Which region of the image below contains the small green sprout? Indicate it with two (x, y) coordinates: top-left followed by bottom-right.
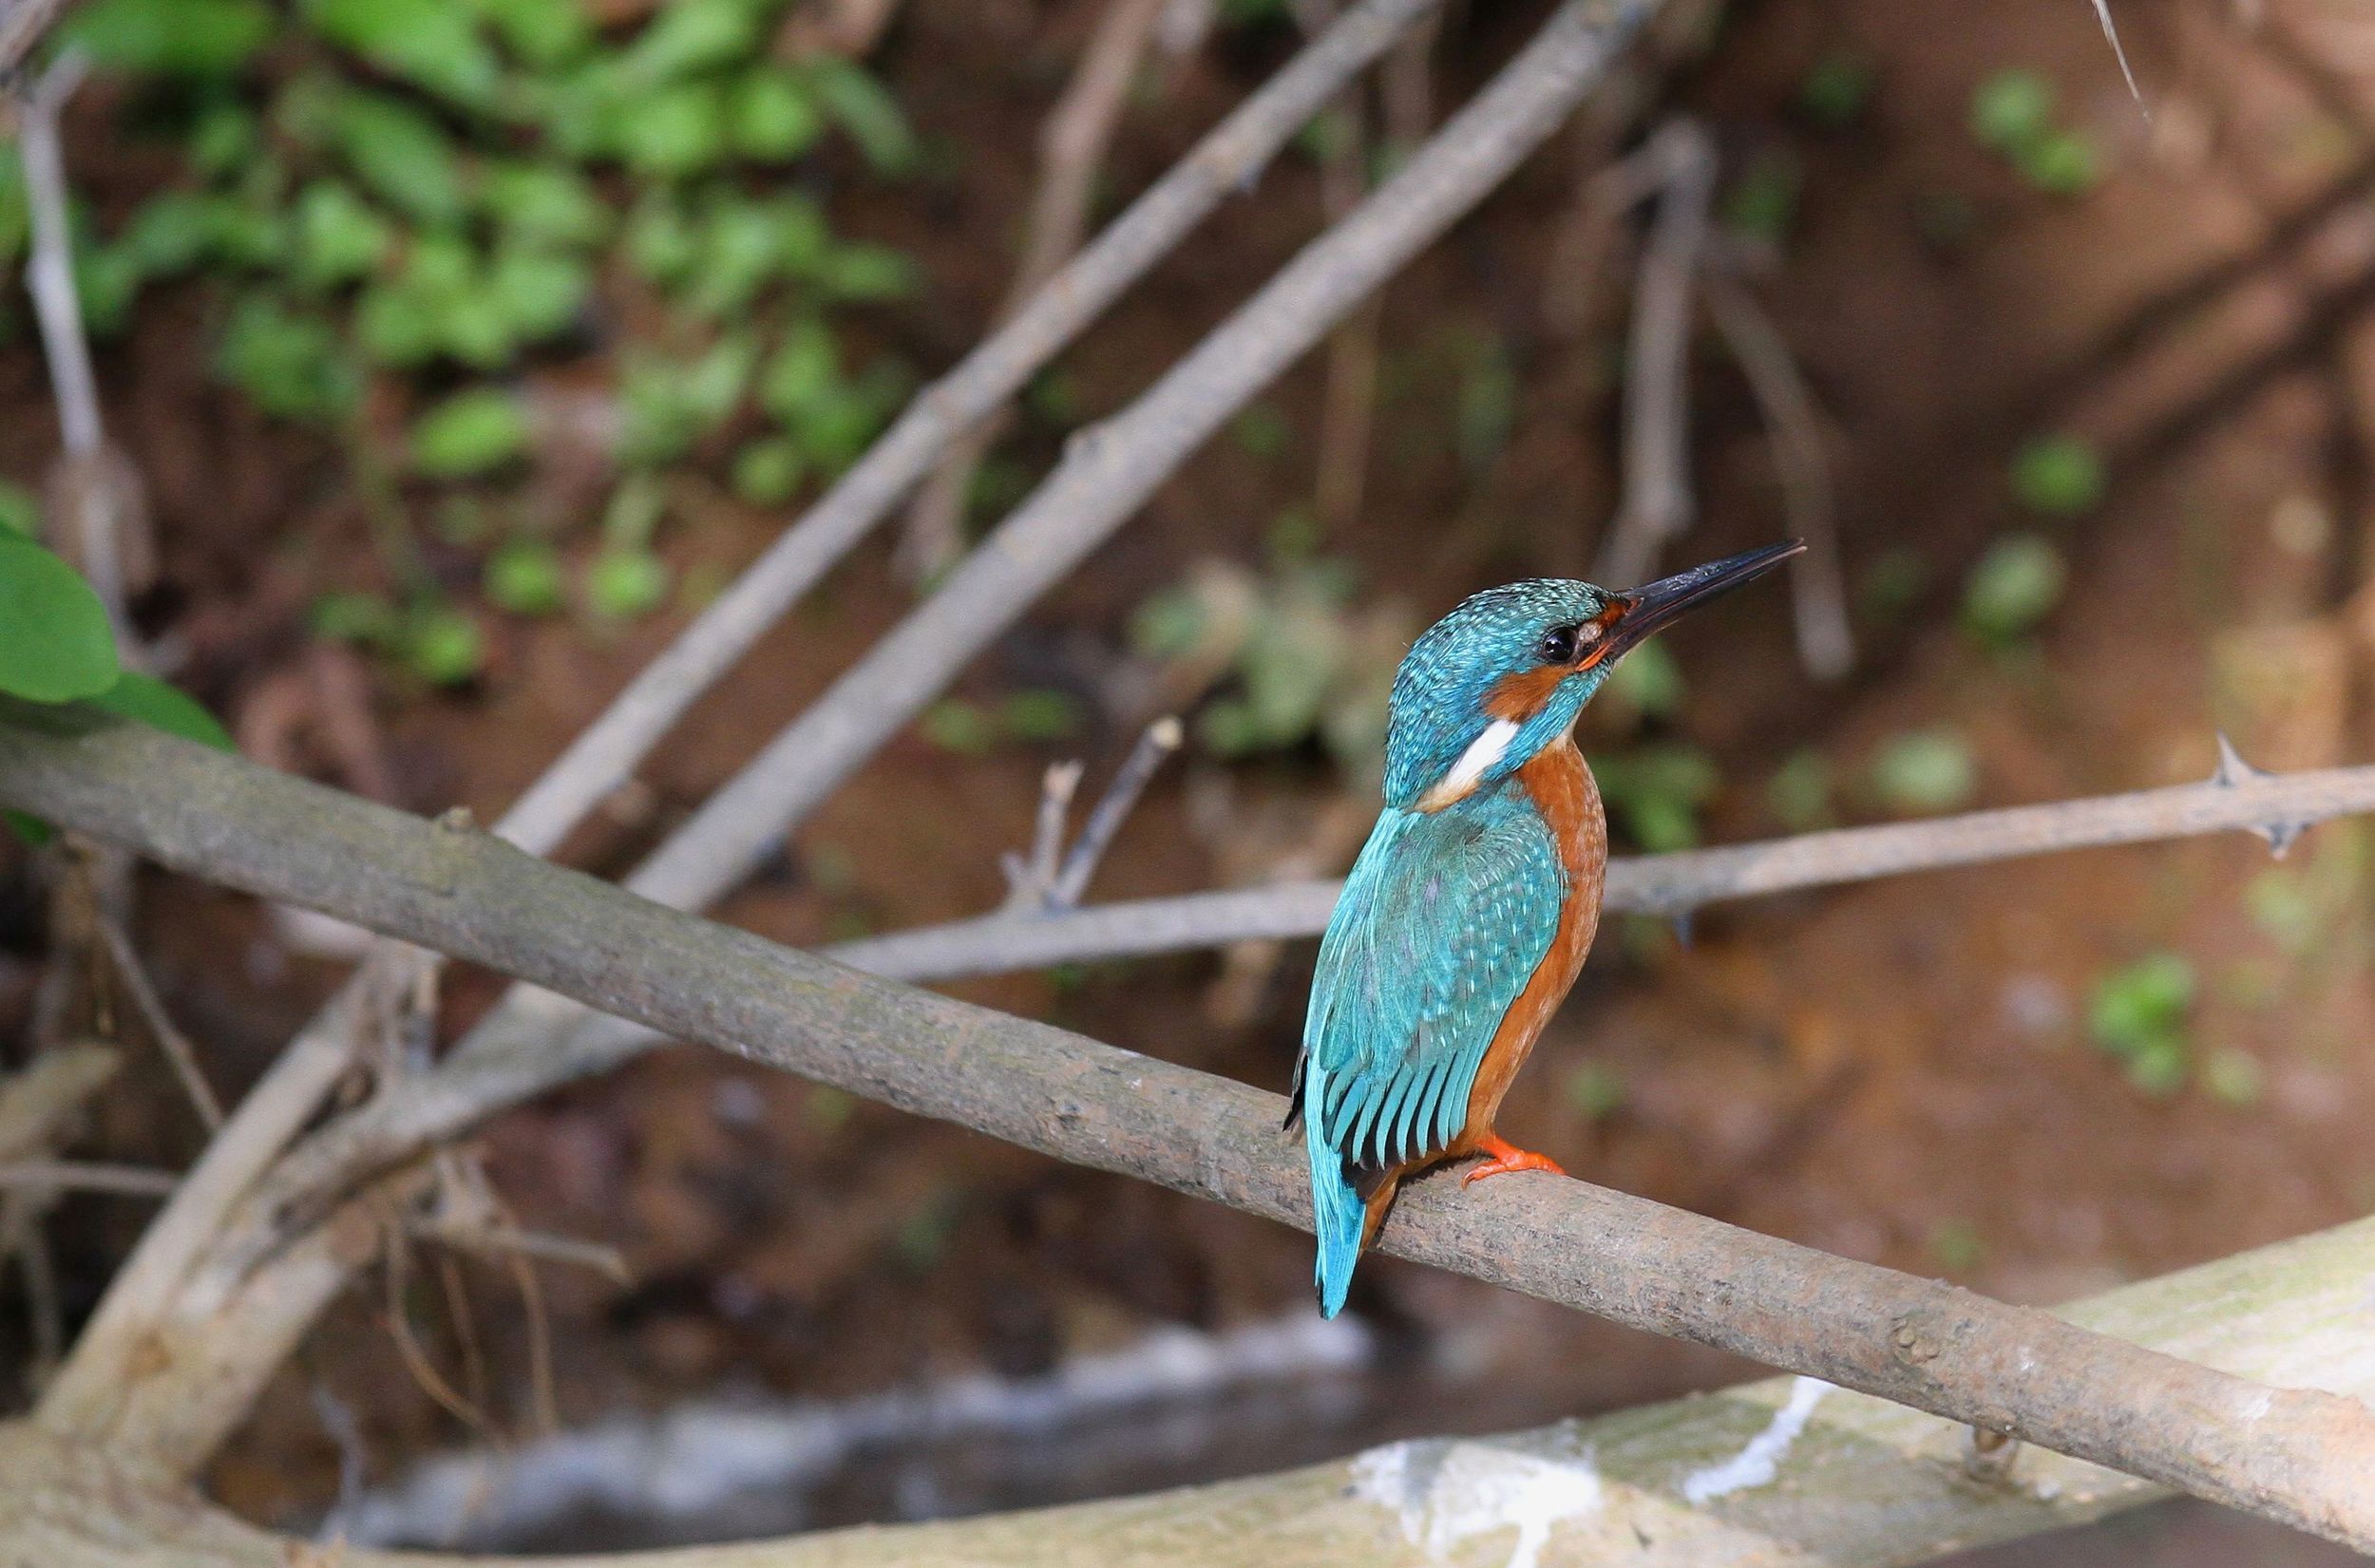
(1869, 729), (1978, 816)
(1961, 534), (2067, 642)
(2011, 435), (2106, 518)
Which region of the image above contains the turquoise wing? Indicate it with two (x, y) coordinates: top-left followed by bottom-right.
(1293, 787), (1568, 1181)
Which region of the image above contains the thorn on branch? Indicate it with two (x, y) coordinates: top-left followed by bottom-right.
(2211, 731), (2304, 857)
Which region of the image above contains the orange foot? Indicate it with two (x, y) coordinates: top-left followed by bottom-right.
(1462, 1134), (1567, 1186)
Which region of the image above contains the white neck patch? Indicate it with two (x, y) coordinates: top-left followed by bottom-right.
(1416, 718), (1519, 812)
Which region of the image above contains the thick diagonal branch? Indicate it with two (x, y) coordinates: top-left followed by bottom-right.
(4, 708), (2374, 1547)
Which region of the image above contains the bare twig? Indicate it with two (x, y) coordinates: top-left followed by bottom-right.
(7, 715), (2375, 1543)
(16, 49), (139, 637)
(896, 0), (1170, 581)
(408, 1217), (630, 1285)
(94, 921), (223, 1131)
(495, 0), (1449, 859)
(824, 743), (2375, 979)
(1703, 269), (1852, 678)
(2091, 0), (2143, 104)
(1003, 719), (1182, 911)
(0, 1160), (178, 1197)
(0, 0), (70, 78)
(1594, 118), (1715, 587)
(1002, 760), (1084, 909)
(1053, 716), (1182, 906)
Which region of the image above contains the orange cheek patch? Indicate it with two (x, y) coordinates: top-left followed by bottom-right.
(1484, 666), (1569, 723)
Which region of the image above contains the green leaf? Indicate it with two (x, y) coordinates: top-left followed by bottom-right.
(0, 163), (28, 271)
(1001, 689), (1082, 742)
(620, 0), (759, 81)
(1798, 52), (1876, 129)
(5, 810), (55, 847)
(1868, 728), (1977, 816)
(476, 0), (594, 68)
(118, 192), (239, 278)
(1765, 747), (1833, 832)
(758, 318), (840, 424)
(921, 699), (996, 756)
(1970, 69), (2056, 156)
(90, 671), (235, 750)
(292, 181), (393, 291)
(683, 197), (794, 317)
(400, 603), (485, 685)
(624, 191), (700, 285)
(1961, 533), (2066, 641)
(0, 481), (38, 538)
(620, 336), (754, 465)
(807, 59), (919, 176)
(74, 243), (142, 338)
(585, 548), (671, 619)
(65, 0), (274, 76)
(2017, 130), (2101, 197)
(731, 437), (805, 505)
(306, 0), (503, 107)
(483, 537), (564, 614)
(487, 246), (591, 341)
(218, 294), (357, 421)
(0, 534), (121, 702)
(330, 92), (469, 226)
(1721, 152), (1800, 247)
(188, 101), (262, 178)
(730, 67), (824, 161)
(1603, 639), (1683, 717)
(310, 589), (399, 643)
(480, 162), (610, 250)
(412, 387), (532, 478)
(2011, 435), (2105, 517)
(622, 82), (730, 180)
(820, 242), (918, 302)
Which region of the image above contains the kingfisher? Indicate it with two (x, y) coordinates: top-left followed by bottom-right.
(1289, 541), (1802, 1316)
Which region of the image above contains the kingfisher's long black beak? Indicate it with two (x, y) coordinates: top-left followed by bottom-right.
(1600, 539), (1805, 663)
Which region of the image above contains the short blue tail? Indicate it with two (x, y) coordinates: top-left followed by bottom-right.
(1307, 1114), (1365, 1318)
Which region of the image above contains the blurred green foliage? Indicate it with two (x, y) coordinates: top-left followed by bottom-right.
(1969, 68), (2103, 197)
(1868, 728), (1977, 816)
(2011, 435), (2106, 518)
(38, 0), (923, 679)
(1961, 533), (2067, 643)
(2087, 952), (2194, 1096)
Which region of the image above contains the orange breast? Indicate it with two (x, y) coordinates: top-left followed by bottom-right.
(1455, 739), (1607, 1143)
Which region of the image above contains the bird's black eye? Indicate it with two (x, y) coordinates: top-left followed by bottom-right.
(1538, 624), (1579, 665)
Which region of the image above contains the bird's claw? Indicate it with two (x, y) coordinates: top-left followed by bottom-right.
(1462, 1135), (1567, 1185)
